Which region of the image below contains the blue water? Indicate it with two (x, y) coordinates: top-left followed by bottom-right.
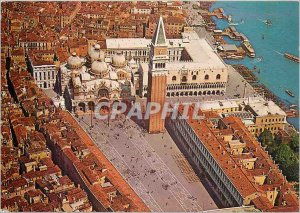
(210, 1), (299, 130)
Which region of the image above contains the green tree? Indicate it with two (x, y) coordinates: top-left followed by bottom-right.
(274, 133), (282, 146)
(286, 162), (299, 182)
(290, 134), (299, 154)
(273, 144), (297, 166)
(259, 129), (276, 153)
(273, 144), (299, 182)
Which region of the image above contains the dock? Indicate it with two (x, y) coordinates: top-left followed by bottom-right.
(213, 26), (255, 58)
(284, 53), (299, 63)
(232, 65), (299, 118)
(208, 8), (226, 19)
(221, 26), (244, 41)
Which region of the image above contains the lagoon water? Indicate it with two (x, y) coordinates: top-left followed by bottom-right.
(210, 1), (299, 129)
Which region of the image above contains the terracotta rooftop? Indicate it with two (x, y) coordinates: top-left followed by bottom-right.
(177, 105), (299, 211)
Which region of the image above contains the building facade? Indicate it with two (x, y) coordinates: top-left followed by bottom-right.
(243, 98), (287, 135)
(201, 97), (287, 136)
(27, 50), (59, 90)
(60, 47), (137, 112)
(166, 106), (298, 211)
(33, 64), (57, 89)
(167, 114), (244, 207)
(139, 29), (228, 98)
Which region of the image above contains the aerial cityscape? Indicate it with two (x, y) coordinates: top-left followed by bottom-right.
(1, 1), (299, 212)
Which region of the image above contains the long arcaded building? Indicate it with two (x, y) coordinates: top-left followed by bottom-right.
(166, 105), (299, 211)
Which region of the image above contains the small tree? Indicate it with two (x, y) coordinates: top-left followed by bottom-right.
(290, 134), (299, 154)
(286, 162), (299, 182)
(259, 129), (275, 153)
(273, 144), (297, 166)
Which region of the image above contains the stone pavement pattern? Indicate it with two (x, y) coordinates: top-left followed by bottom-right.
(76, 114), (218, 212)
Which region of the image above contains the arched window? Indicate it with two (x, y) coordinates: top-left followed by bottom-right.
(205, 74), (209, 80)
(172, 76), (176, 81)
(192, 75), (197, 80)
(216, 74), (221, 80)
(98, 88), (109, 98)
(182, 76), (187, 82)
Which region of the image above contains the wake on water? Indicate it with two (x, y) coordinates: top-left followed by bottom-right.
(250, 57), (263, 64)
(273, 50), (284, 56)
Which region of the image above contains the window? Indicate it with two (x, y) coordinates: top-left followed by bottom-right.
(205, 74), (209, 80)
(216, 74), (221, 79)
(172, 76), (176, 81)
(182, 76), (187, 82)
(192, 75), (197, 80)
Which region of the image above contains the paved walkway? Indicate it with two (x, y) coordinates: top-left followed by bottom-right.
(76, 114), (217, 212)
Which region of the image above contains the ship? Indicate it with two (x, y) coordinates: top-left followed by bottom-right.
(285, 89), (295, 97)
(241, 41), (255, 57)
(284, 53), (299, 63)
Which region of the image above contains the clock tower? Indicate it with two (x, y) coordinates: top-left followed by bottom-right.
(147, 16), (168, 133)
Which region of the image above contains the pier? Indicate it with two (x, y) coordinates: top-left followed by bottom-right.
(187, 4), (297, 118)
(221, 26), (244, 41)
(284, 53), (299, 63)
(213, 26), (255, 58)
(208, 8), (227, 19)
(232, 65), (299, 118)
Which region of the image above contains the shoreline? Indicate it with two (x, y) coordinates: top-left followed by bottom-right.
(202, 3), (299, 127)
(187, 2), (299, 132)
(232, 64), (299, 118)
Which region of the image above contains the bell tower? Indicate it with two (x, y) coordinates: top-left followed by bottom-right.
(147, 16), (168, 133)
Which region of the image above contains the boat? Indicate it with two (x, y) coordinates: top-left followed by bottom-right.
(227, 15), (239, 26)
(285, 89), (295, 97)
(252, 65), (261, 73)
(241, 41), (255, 58)
(290, 104), (297, 108)
(229, 22), (239, 26)
(258, 18), (272, 26)
(264, 19), (272, 26)
(284, 53), (299, 63)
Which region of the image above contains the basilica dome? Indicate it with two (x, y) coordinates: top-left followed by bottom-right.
(112, 51), (126, 68)
(91, 60), (108, 77)
(67, 52), (82, 69)
(88, 44), (105, 62)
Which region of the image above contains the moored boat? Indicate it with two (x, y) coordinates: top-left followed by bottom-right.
(284, 53), (299, 63)
(241, 41), (255, 57)
(285, 89), (295, 97)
